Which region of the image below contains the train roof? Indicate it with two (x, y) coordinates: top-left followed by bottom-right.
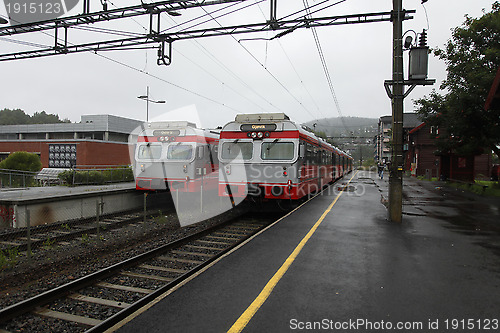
(140, 121), (219, 140)
(234, 113), (290, 122)
(148, 121), (197, 129)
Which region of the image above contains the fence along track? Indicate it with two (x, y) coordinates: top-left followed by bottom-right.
(0, 214), (271, 332)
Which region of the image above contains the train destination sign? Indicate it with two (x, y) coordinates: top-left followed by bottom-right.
(153, 130), (181, 136)
(240, 124), (277, 132)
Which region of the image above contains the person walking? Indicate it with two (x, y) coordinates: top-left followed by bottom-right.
(378, 163), (384, 179)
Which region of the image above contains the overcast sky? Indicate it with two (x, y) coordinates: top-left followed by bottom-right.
(0, 0), (496, 130)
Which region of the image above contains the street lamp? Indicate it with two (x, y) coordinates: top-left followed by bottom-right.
(137, 86), (165, 122)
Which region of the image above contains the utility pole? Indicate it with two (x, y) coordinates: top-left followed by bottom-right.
(389, 0), (404, 223)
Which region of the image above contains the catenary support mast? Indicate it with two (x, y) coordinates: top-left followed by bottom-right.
(388, 0), (404, 223)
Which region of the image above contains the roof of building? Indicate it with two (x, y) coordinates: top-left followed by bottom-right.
(403, 113), (424, 129)
(408, 122), (426, 134)
(379, 113), (423, 129)
(0, 114), (143, 135)
(485, 65), (500, 110)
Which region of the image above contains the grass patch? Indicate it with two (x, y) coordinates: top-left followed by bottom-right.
(0, 247), (19, 271)
(448, 180), (500, 197)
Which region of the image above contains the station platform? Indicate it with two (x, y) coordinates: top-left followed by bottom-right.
(0, 183), (153, 228)
(0, 182), (136, 202)
(115, 171), (500, 333)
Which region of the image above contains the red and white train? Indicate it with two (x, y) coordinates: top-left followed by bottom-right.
(134, 121), (219, 192)
(218, 113), (353, 202)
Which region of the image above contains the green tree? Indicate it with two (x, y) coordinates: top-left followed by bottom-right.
(30, 111), (66, 124)
(0, 108), (68, 125)
(0, 108), (31, 125)
(0, 152), (42, 172)
(414, 2), (500, 160)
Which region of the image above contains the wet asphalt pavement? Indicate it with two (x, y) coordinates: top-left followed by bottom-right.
(117, 171), (500, 333)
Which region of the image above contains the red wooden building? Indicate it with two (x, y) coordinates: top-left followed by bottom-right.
(406, 123), (491, 181)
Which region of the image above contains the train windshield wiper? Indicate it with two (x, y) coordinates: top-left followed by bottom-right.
(266, 139), (279, 150)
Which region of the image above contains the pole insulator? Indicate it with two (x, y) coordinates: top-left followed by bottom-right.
(419, 29), (427, 47)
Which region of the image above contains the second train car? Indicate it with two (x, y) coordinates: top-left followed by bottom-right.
(135, 121), (219, 192)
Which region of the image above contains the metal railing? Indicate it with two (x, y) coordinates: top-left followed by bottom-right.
(0, 169), (40, 189)
(0, 165), (134, 189)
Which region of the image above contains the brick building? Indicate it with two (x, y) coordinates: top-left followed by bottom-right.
(0, 114), (142, 168)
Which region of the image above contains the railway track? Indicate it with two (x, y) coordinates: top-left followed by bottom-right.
(0, 213), (278, 332)
(0, 209), (171, 254)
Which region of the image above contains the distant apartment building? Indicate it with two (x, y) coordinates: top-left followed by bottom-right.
(0, 114), (143, 168)
(375, 113), (423, 165)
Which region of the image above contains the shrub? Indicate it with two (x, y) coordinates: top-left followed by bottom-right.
(58, 167), (134, 186)
(0, 151), (41, 172)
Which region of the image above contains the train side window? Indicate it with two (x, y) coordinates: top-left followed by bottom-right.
(196, 146), (204, 159)
(299, 144), (305, 158)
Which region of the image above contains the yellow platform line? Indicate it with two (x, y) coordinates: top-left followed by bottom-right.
(227, 171), (358, 333)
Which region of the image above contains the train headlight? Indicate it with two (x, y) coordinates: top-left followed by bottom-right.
(264, 131), (270, 138)
(251, 132), (258, 139)
(225, 165), (231, 175)
(140, 164), (145, 172)
(183, 165), (188, 173)
(257, 131), (264, 139)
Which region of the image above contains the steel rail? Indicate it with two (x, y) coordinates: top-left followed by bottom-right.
(0, 214), (261, 329)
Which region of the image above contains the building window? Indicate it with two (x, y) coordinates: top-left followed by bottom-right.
(49, 144), (77, 168)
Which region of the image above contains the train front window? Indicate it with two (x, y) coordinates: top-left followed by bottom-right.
(138, 144), (162, 160)
(221, 141), (253, 160)
(167, 144), (193, 160)
(261, 142), (294, 160)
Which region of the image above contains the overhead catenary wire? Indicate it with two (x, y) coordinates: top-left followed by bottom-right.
(96, 52), (243, 113)
(0, 9), (243, 114)
(115, 0), (286, 115)
(160, 0), (266, 34)
(302, 0), (350, 136)
(280, 0), (347, 21)
(152, 0), (282, 113)
(1, 0), (357, 124)
(198, 4), (325, 122)
(253, 1), (323, 116)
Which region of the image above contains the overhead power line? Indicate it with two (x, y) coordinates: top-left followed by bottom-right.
(303, 0), (350, 135)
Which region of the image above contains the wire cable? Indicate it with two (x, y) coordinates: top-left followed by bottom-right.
(253, 1), (323, 116)
(421, 1), (430, 31)
(303, 0), (350, 135)
(147, 0), (280, 112)
(0, 13), (243, 114)
(199, 6), (321, 121)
